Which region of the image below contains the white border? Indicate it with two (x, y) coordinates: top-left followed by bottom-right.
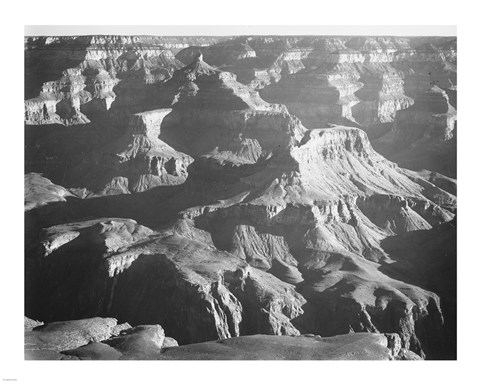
(1, 0), (478, 383)
(24, 25), (456, 36)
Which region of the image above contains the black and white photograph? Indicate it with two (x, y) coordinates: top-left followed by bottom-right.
(23, 28), (458, 361)
(1, 1), (478, 382)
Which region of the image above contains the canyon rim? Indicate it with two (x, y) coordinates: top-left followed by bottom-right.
(23, 27), (457, 361)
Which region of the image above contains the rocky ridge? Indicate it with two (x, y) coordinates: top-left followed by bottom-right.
(25, 36), (216, 126)
(176, 36), (456, 176)
(70, 108), (194, 195)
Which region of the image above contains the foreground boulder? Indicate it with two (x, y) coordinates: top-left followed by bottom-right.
(24, 317), (130, 359)
(25, 316), (418, 360)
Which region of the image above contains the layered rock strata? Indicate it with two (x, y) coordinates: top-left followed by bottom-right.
(25, 36), (186, 125)
(24, 35), (457, 360)
(154, 54), (306, 171)
(26, 217), (305, 345)
(175, 36), (456, 174)
(178, 126), (454, 357)
(71, 108), (193, 195)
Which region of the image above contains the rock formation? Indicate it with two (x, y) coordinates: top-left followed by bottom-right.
(24, 316), (172, 360)
(24, 36), (195, 126)
(25, 173), (73, 210)
(69, 108), (194, 195)
(176, 36), (456, 175)
(26, 217), (305, 344)
(154, 53), (303, 170)
(25, 316), (419, 360)
(24, 34), (457, 360)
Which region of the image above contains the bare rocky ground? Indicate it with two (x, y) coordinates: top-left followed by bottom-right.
(24, 316), (418, 360)
(24, 35), (456, 360)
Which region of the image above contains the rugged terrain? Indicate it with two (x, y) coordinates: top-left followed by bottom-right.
(25, 316), (418, 360)
(24, 35), (457, 360)
(178, 36), (457, 177)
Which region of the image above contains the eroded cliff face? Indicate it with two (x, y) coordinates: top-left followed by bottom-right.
(67, 108), (194, 195)
(24, 35), (456, 359)
(176, 126), (454, 357)
(26, 217), (305, 344)
(176, 36), (456, 176)
(24, 36), (224, 126)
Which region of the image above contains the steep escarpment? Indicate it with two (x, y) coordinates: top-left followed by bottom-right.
(26, 217), (305, 345)
(178, 37), (420, 128)
(380, 218), (457, 359)
(176, 127), (454, 357)
(257, 37), (455, 132)
(68, 108), (193, 195)
(26, 53), (308, 192)
(376, 79), (457, 177)
(176, 37), (308, 90)
(153, 54), (306, 170)
(24, 125), (454, 355)
(176, 36), (456, 174)
(25, 36), (189, 126)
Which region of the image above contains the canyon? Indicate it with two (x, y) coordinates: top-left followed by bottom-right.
(24, 34), (456, 360)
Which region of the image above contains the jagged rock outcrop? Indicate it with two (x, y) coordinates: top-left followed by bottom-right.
(69, 108), (193, 195)
(176, 38), (258, 68)
(26, 217), (306, 345)
(25, 173), (73, 211)
(24, 316), (43, 332)
(39, 218), (154, 256)
(375, 84), (457, 177)
(257, 37), (456, 134)
(409, 169), (456, 196)
(173, 125), (454, 357)
(176, 37), (308, 89)
(24, 36), (187, 126)
(25, 118), (455, 358)
(175, 36), (456, 174)
(154, 54), (306, 170)
(380, 217), (457, 359)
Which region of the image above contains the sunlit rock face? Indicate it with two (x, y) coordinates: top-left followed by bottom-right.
(25, 315), (420, 360)
(24, 36), (228, 126)
(256, 37), (455, 132)
(24, 34), (456, 360)
(175, 36), (456, 176)
(67, 108), (194, 196)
